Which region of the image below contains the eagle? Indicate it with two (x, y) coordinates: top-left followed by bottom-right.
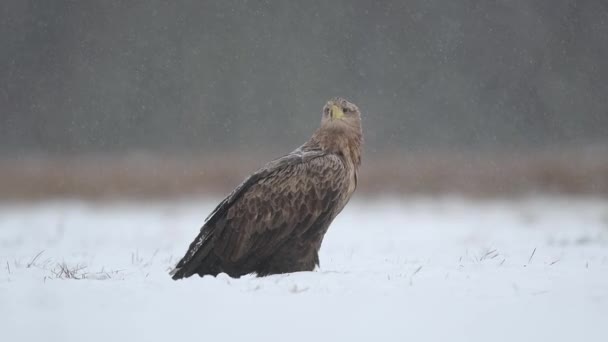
(170, 97), (363, 279)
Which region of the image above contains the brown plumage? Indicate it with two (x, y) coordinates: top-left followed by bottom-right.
(170, 97), (363, 279)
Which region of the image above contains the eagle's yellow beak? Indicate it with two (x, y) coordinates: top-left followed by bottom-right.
(330, 104), (344, 120)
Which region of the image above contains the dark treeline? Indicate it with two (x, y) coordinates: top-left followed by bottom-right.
(2, 0), (607, 155)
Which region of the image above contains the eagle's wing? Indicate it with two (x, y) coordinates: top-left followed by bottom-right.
(171, 147), (348, 278)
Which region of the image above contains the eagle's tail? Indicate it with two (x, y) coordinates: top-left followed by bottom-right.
(169, 266), (182, 279)
(170, 258), (195, 280)
(170, 228), (216, 280)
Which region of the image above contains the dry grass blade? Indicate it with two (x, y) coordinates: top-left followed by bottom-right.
(528, 247), (537, 264)
(46, 263), (127, 280)
(26, 251), (45, 268)
(408, 265), (424, 286)
(51, 262), (88, 280)
(480, 248), (499, 261)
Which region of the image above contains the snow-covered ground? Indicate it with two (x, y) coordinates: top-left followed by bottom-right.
(1, 196), (607, 341)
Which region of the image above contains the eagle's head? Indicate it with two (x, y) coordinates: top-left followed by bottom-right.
(321, 97), (362, 133)
(314, 97), (363, 165)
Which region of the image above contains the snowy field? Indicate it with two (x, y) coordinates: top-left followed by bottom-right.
(1, 196), (607, 341)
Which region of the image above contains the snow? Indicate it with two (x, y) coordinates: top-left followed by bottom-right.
(1, 196), (607, 341)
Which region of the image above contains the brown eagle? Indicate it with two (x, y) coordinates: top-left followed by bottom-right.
(170, 97), (363, 279)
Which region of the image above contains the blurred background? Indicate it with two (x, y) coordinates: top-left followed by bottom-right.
(2, 0), (608, 199)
